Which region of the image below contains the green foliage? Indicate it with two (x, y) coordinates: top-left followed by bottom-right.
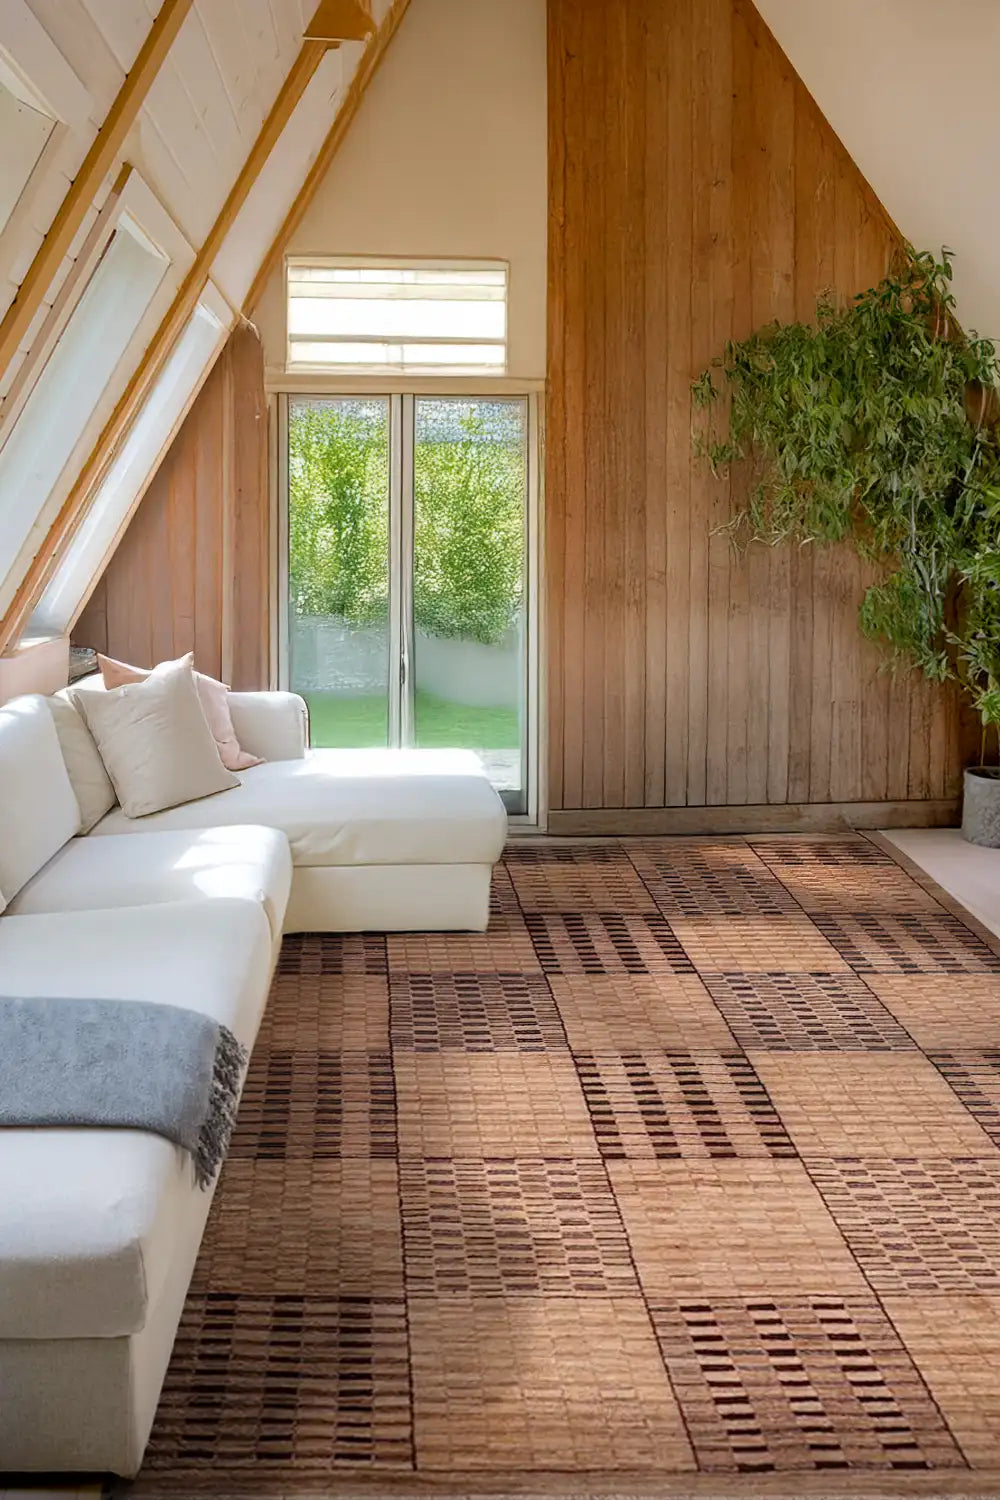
(693, 244), (1000, 730)
(288, 400), (524, 646)
(289, 401), (389, 625)
(413, 408), (524, 645)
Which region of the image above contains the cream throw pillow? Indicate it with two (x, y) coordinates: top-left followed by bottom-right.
(98, 652), (264, 771)
(47, 690), (117, 832)
(72, 656), (239, 818)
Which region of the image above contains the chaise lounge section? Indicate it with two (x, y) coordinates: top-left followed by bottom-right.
(0, 897), (277, 1475)
(69, 680), (508, 933)
(0, 683), (506, 1474)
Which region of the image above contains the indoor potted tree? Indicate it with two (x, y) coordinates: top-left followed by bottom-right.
(693, 246), (1000, 844)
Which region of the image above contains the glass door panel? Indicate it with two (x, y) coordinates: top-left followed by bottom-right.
(287, 396), (391, 747)
(411, 397), (527, 813)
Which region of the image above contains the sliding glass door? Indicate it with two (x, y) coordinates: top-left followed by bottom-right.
(284, 393), (532, 814)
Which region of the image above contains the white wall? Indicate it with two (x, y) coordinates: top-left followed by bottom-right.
(754, 0), (1000, 341)
(252, 0), (548, 380)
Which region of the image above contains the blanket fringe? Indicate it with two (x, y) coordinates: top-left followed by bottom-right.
(195, 1025), (248, 1189)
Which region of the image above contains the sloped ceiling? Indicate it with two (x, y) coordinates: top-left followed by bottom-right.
(753, 0), (1000, 340)
(0, 0), (401, 648)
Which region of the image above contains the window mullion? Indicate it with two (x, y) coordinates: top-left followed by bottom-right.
(387, 392), (405, 747)
(399, 393), (415, 747)
(277, 393), (290, 691)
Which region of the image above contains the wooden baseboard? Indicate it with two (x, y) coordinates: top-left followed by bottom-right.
(545, 800), (961, 837)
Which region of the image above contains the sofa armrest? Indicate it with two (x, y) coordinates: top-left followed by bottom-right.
(227, 691), (308, 761)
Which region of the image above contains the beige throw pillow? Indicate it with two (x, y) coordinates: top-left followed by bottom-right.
(72, 656), (239, 818)
(47, 690), (117, 832)
(98, 652), (263, 771)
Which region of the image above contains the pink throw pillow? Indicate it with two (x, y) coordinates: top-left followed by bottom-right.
(97, 652), (263, 772)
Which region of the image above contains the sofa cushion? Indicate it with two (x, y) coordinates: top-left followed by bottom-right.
(0, 695), (80, 902)
(0, 897), (273, 1340)
(72, 655), (239, 818)
(48, 689), (117, 832)
(70, 679), (309, 764)
(6, 825), (292, 939)
(228, 690), (307, 762)
(90, 747), (508, 867)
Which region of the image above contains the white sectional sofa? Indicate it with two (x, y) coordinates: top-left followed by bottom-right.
(66, 679), (508, 934)
(0, 684), (506, 1475)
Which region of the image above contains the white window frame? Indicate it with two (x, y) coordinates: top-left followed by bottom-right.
(0, 168), (193, 437)
(285, 256), (510, 379)
(276, 386), (541, 826)
(0, 169), (195, 614)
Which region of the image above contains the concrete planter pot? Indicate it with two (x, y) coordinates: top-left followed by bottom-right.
(961, 766), (1000, 846)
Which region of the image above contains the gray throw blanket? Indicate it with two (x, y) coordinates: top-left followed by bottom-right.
(0, 996), (247, 1188)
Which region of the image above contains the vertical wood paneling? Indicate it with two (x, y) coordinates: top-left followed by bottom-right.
(579, 0), (606, 808)
(557, 0), (586, 809)
(664, 0), (692, 807)
(621, 1), (646, 809)
(600, 0), (626, 808)
(756, 30), (794, 806)
(724, 2), (753, 808)
(73, 324), (268, 686)
(546, 0), (969, 821)
(700, 0), (734, 809)
(545, 0), (567, 811)
(230, 322), (270, 690)
(641, 0), (667, 808)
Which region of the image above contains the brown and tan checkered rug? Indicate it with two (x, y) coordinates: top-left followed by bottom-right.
(128, 834), (1000, 1497)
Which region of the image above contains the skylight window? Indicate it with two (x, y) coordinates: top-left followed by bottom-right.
(33, 290), (230, 633)
(0, 217), (168, 581)
(286, 259), (508, 375)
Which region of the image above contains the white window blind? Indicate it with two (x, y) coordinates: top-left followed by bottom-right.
(287, 260), (508, 375)
(0, 216), (167, 579)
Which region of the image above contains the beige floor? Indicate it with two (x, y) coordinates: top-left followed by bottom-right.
(883, 827), (1000, 938)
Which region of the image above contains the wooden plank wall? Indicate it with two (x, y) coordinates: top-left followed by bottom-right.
(74, 322), (269, 689)
(546, 0), (970, 833)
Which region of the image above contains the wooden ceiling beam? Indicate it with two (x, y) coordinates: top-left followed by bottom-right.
(0, 0), (194, 388)
(244, 0), (411, 315)
(306, 0), (375, 42)
(0, 20), (340, 654)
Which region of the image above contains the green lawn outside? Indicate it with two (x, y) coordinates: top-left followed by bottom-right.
(304, 690), (519, 751)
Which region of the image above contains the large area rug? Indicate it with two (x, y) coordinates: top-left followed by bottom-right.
(127, 834), (1000, 1498)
